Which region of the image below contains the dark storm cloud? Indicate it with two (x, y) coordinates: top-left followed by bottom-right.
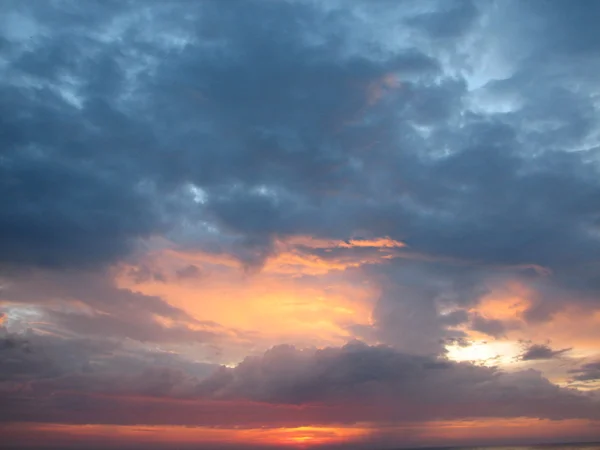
(1, 0), (598, 277)
(0, 0), (599, 362)
(525, 0), (600, 56)
(406, 0), (478, 39)
(0, 0), (441, 270)
(0, 60), (159, 269)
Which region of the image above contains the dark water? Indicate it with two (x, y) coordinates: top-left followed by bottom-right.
(453, 445), (600, 450)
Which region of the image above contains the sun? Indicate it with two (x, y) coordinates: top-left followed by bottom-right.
(446, 340), (521, 366)
(268, 426), (369, 447)
(287, 435), (316, 447)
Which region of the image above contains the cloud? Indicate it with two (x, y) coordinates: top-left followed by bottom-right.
(0, 1), (600, 444)
(569, 361), (600, 382)
(197, 341), (600, 422)
(0, 327), (217, 394)
(440, 309), (469, 327)
(0, 0), (441, 271)
(175, 265), (202, 280)
(0, 0), (599, 321)
(351, 258), (500, 355)
(469, 313), (511, 339)
(2, 337), (599, 428)
(0, 269), (230, 345)
(519, 343), (572, 361)
(128, 265), (168, 284)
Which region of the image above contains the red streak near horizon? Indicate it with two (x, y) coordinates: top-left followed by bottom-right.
(2, 418), (600, 449)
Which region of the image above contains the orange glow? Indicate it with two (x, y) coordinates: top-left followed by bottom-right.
(154, 236), (405, 276)
(0, 423), (370, 448)
(519, 306), (600, 352)
(268, 426), (369, 447)
(263, 251), (364, 275)
(3, 418), (600, 449)
(117, 272), (376, 347)
(283, 235), (404, 250)
(405, 417), (600, 445)
(465, 280), (600, 353)
(338, 238), (404, 249)
(114, 242), (380, 349)
(262, 236), (406, 275)
(475, 281), (532, 321)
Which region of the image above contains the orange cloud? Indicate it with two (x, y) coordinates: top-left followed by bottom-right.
(151, 236), (405, 277)
(118, 273), (375, 350)
(284, 236), (404, 250)
(337, 237), (405, 249)
(468, 280), (600, 353)
(111, 236), (406, 352)
(522, 307), (600, 353)
(115, 247), (378, 353)
(474, 281), (532, 322)
(262, 236), (406, 275)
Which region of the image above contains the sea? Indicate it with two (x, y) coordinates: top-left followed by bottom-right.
(442, 445), (600, 450)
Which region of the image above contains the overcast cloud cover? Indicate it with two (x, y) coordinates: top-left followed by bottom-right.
(1, 0), (600, 448)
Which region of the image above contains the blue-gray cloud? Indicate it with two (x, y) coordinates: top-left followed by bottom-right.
(0, 0), (599, 384)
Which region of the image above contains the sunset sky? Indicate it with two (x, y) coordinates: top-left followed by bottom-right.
(1, 0), (600, 448)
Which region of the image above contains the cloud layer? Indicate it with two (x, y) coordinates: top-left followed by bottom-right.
(1, 0), (600, 447)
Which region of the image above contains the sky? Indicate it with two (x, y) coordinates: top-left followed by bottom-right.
(1, 0), (600, 448)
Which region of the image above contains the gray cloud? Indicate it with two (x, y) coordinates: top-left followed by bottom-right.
(469, 313), (511, 339)
(175, 264), (202, 280)
(127, 264), (167, 284)
(196, 341), (600, 422)
(0, 269), (228, 344)
(0, 327), (217, 395)
(519, 343), (572, 361)
(2, 337), (599, 427)
(350, 259), (504, 355)
(569, 361), (600, 382)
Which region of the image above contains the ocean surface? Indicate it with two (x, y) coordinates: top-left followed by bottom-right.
(446, 445), (600, 450)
